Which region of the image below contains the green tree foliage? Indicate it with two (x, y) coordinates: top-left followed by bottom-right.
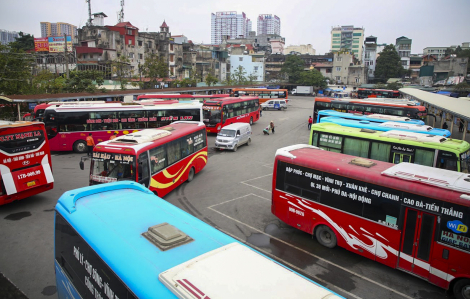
(0, 44), (35, 95)
(112, 55), (132, 90)
(64, 70), (104, 93)
(453, 82), (470, 91)
(375, 44), (404, 82)
(386, 82), (404, 90)
(32, 70), (65, 94)
(10, 32), (35, 52)
(222, 74), (235, 86)
(298, 69), (327, 88)
(281, 55), (305, 83)
(143, 53), (168, 85)
(205, 72), (218, 86)
(232, 66), (247, 85)
(247, 73), (258, 84)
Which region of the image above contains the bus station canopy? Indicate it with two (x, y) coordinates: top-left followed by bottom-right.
(400, 88), (470, 123)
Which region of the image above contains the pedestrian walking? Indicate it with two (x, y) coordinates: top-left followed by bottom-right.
(459, 121), (464, 132)
(270, 121), (275, 134)
(109, 132), (118, 140)
(308, 116), (313, 130)
(259, 107), (262, 117)
(86, 133), (95, 157)
(442, 122), (448, 130)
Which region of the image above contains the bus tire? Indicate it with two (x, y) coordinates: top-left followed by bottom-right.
(315, 225), (337, 248)
(187, 167), (195, 182)
(453, 278), (470, 299)
(73, 140), (87, 153)
(250, 117), (253, 125)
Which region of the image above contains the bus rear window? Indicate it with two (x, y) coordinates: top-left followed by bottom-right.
(0, 129), (45, 154)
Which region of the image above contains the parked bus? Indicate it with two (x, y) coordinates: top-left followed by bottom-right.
(43, 101), (202, 153)
(0, 121), (54, 205)
(313, 97), (427, 123)
(85, 121), (207, 197)
(309, 122), (470, 172)
(136, 94), (230, 103)
(357, 88), (400, 98)
(232, 88), (288, 103)
(271, 144), (470, 297)
(317, 110), (425, 125)
(54, 181), (344, 299)
(203, 96), (260, 133)
(319, 116), (451, 137)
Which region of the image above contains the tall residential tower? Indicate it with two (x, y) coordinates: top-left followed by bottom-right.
(257, 14), (280, 36)
(40, 22), (78, 38)
(330, 25), (364, 61)
(211, 11), (249, 45)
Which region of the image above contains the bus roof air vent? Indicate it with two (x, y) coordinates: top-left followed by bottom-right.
(380, 130), (447, 143)
(142, 222), (193, 251)
(360, 128), (376, 133)
(349, 158), (376, 168)
(112, 129), (171, 144)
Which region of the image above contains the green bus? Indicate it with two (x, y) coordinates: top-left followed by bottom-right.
(309, 123), (470, 172)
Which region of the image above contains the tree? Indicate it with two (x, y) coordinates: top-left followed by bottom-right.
(64, 70), (104, 93)
(247, 73), (258, 84)
(232, 66), (247, 85)
(375, 44), (404, 82)
(373, 83), (386, 89)
(453, 82), (470, 92)
(297, 69), (327, 88)
(281, 55), (304, 83)
(386, 82), (403, 90)
(222, 73), (235, 86)
(112, 55), (132, 90)
(0, 44), (35, 95)
(205, 72), (218, 86)
(143, 53), (168, 87)
(10, 32), (35, 52)
(32, 70), (66, 94)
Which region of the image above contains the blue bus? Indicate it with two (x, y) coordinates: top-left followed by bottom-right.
(317, 110), (424, 125)
(319, 116), (451, 137)
(54, 182), (344, 299)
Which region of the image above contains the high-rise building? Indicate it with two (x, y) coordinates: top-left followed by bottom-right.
(40, 22), (78, 38)
(0, 29), (20, 45)
(257, 14), (280, 36)
(395, 36), (412, 70)
(211, 11), (248, 45)
(246, 19), (252, 37)
(330, 25), (364, 61)
(364, 36), (378, 79)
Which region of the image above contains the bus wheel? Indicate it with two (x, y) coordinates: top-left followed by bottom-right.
(453, 278), (470, 299)
(73, 140), (87, 153)
(250, 117), (253, 125)
(187, 167), (195, 182)
(315, 225), (337, 248)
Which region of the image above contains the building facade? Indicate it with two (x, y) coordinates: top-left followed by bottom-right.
(230, 54), (264, 82)
(257, 14), (280, 36)
(395, 36), (412, 70)
(0, 29), (19, 45)
(270, 37), (285, 54)
(211, 11), (249, 45)
(330, 25), (364, 60)
(284, 44), (316, 55)
(41, 22), (78, 39)
(363, 36), (377, 80)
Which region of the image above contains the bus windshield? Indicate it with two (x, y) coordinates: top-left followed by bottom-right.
(90, 153), (136, 183)
(203, 107), (221, 124)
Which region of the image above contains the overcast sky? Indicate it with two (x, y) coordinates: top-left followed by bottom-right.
(1, 0), (469, 55)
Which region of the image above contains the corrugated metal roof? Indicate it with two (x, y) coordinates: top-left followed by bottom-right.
(400, 88), (470, 121)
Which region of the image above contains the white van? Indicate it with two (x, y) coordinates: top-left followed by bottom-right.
(215, 123), (252, 152)
(261, 100), (287, 110)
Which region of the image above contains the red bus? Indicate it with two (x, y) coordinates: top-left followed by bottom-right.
(43, 101), (202, 153)
(272, 144), (470, 297)
(84, 121), (207, 197)
(231, 88), (288, 103)
(135, 94), (230, 103)
(202, 96), (260, 133)
(313, 97), (427, 123)
(0, 121), (54, 205)
(357, 88), (400, 99)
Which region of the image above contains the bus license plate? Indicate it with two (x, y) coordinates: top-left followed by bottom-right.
(206, 129), (210, 132)
(27, 181), (36, 187)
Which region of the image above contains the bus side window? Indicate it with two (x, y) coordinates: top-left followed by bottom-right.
(138, 153), (149, 181)
(149, 146), (167, 174)
(436, 151), (458, 171)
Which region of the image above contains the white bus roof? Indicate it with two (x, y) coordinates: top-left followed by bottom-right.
(382, 162), (470, 195)
(378, 122), (432, 132)
(159, 242), (341, 299)
(365, 114), (413, 122)
(379, 130), (446, 143)
(47, 102), (202, 112)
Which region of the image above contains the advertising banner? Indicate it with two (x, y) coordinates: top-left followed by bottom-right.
(34, 38), (49, 52)
(48, 36), (72, 53)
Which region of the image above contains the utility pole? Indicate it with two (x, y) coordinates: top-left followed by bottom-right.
(64, 33), (69, 79)
(86, 0), (92, 26)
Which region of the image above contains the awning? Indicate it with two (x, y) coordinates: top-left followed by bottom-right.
(0, 96), (13, 103)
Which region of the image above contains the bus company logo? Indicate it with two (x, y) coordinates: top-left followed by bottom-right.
(447, 220), (468, 234)
(22, 160), (30, 166)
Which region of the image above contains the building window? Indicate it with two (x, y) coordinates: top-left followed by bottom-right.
(138, 40), (143, 46)
(332, 45), (340, 49)
(129, 52), (134, 58)
(336, 57), (342, 62)
(333, 34), (341, 37)
(239, 57), (243, 61)
(170, 44), (174, 51)
(326, 68), (332, 73)
(128, 39), (132, 45)
(127, 29), (132, 35)
(336, 67), (341, 71)
(353, 40), (359, 43)
(370, 61), (373, 66)
(83, 54), (87, 59)
(254, 66), (258, 71)
(139, 54), (143, 60)
(352, 45), (359, 48)
(333, 41), (341, 44)
(353, 33), (362, 36)
(90, 54), (93, 59)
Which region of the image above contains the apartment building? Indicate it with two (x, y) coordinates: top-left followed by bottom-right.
(211, 11), (250, 45)
(0, 29), (20, 45)
(257, 14), (280, 36)
(40, 22), (78, 38)
(396, 36), (412, 70)
(330, 25), (365, 60)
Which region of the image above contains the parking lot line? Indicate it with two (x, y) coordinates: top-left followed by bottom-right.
(209, 194), (414, 299)
(240, 173), (272, 193)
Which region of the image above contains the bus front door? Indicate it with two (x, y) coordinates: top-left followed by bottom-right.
(138, 153), (150, 188)
(392, 153), (412, 164)
(398, 208), (437, 279)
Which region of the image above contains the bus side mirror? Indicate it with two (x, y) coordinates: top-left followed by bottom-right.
(79, 161), (84, 170)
